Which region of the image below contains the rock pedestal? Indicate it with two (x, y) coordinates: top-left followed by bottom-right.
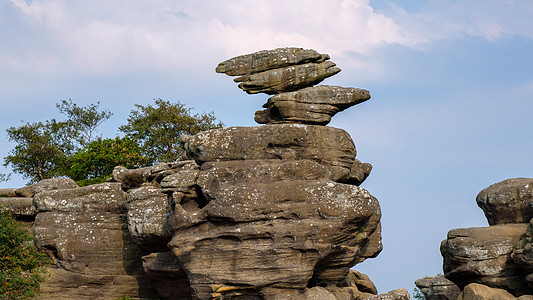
(438, 177), (533, 298)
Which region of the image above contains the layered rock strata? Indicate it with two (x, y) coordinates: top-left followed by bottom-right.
(217, 47), (369, 125)
(438, 177), (533, 298)
(414, 274), (461, 300)
(0, 47), (391, 300)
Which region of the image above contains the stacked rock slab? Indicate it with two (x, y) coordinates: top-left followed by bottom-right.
(147, 47), (383, 299)
(440, 177), (533, 298)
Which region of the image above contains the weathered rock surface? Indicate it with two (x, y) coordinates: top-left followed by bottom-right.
(142, 251), (192, 299)
(15, 177), (78, 198)
(512, 218), (533, 287)
(457, 283), (516, 300)
(476, 177), (533, 225)
(255, 85), (371, 125)
(441, 223), (529, 295)
(125, 185), (171, 251)
(0, 188), (16, 197)
(0, 197), (36, 217)
(234, 61), (341, 94)
(180, 125), (358, 182)
(216, 47), (329, 76)
(414, 274), (461, 300)
(363, 289), (410, 299)
(32, 182), (158, 299)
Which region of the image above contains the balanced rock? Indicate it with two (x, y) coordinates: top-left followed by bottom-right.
(255, 85), (371, 125)
(414, 274), (461, 300)
(234, 60), (341, 94)
(476, 177), (533, 225)
(216, 47), (329, 76)
(441, 223), (529, 295)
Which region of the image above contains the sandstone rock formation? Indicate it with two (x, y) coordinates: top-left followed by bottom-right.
(217, 47), (369, 126)
(0, 48), (399, 300)
(436, 177), (533, 298)
(414, 274), (461, 300)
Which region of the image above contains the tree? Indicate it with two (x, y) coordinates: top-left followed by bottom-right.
(56, 99), (112, 145)
(3, 101), (112, 183)
(119, 98), (223, 163)
(68, 137), (150, 186)
(3, 120), (75, 183)
(0, 208), (50, 299)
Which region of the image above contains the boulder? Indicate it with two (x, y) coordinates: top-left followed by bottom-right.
(234, 61), (341, 94)
(216, 47), (329, 76)
(255, 85), (370, 125)
(15, 178), (78, 198)
(414, 274), (461, 300)
(441, 223), (529, 295)
(476, 177), (533, 225)
(0, 188), (16, 197)
(457, 283), (516, 300)
(180, 125), (357, 181)
(0, 197), (36, 217)
(363, 289), (410, 300)
(125, 185), (171, 251)
(33, 182), (125, 213)
(512, 218), (533, 277)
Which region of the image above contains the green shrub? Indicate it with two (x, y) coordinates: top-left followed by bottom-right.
(0, 207), (50, 299)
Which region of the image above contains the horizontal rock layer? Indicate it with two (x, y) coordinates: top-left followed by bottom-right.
(255, 85), (371, 125)
(216, 47), (329, 76)
(180, 124), (359, 182)
(234, 61), (341, 94)
(441, 223), (529, 296)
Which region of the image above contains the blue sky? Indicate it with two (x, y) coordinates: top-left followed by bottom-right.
(1, 0), (532, 294)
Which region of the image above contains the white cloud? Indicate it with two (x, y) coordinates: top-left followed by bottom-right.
(2, 0), (420, 77)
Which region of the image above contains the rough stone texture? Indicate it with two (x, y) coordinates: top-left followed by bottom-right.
(15, 178), (78, 198)
(34, 182), (125, 212)
(255, 85), (371, 125)
(457, 283), (516, 300)
(363, 289), (410, 300)
(180, 125), (357, 182)
(476, 177), (533, 225)
(142, 251), (192, 299)
(414, 274), (461, 300)
(234, 61), (341, 94)
(346, 270), (378, 295)
(0, 188), (16, 197)
(0, 197), (36, 217)
(125, 185), (171, 251)
(441, 223), (529, 295)
(32, 182), (158, 299)
(216, 47), (329, 76)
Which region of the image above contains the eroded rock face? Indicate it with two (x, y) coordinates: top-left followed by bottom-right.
(216, 47), (329, 76)
(255, 85), (371, 125)
(414, 274), (461, 300)
(457, 283), (516, 300)
(180, 125), (361, 182)
(15, 178), (79, 198)
(32, 182), (158, 299)
(441, 223), (529, 295)
(476, 177), (533, 225)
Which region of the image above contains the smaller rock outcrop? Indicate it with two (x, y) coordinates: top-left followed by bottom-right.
(476, 178), (533, 225)
(414, 274), (461, 300)
(457, 283), (516, 300)
(439, 177), (533, 298)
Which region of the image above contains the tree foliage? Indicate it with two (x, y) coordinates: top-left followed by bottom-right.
(119, 98), (223, 163)
(68, 137), (149, 186)
(3, 120), (74, 183)
(3, 98), (223, 184)
(56, 99), (112, 145)
(0, 208), (50, 299)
